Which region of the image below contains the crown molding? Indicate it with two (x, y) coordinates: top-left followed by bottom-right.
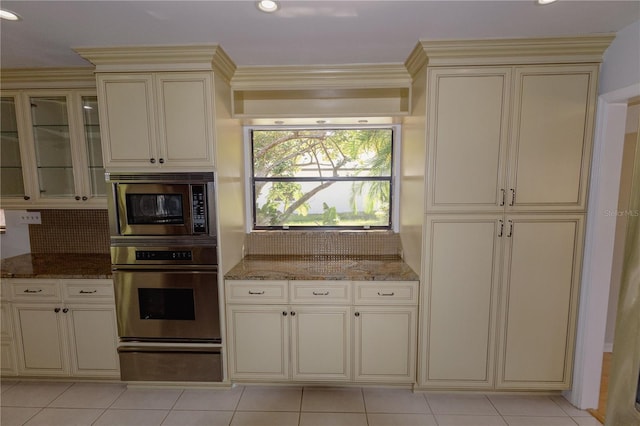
(405, 34), (615, 76)
(231, 63), (411, 90)
(73, 44), (236, 82)
(0, 68), (96, 89)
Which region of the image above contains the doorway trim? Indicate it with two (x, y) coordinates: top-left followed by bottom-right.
(567, 82), (640, 409)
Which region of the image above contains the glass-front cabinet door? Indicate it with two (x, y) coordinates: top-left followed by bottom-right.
(0, 95), (28, 201)
(0, 89), (106, 208)
(81, 95), (106, 198)
(29, 95), (76, 199)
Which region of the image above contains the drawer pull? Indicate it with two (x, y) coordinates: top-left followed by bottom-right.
(79, 289), (97, 294)
(377, 291), (395, 296)
(312, 291), (330, 296)
(248, 290), (265, 295)
(23, 289), (43, 293)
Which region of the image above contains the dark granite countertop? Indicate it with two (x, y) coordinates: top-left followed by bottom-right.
(224, 255), (419, 281)
(0, 253), (112, 279)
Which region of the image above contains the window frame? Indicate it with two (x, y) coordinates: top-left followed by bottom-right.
(244, 124), (401, 232)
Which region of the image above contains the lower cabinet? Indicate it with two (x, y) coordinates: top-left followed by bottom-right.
(1, 301), (18, 375)
(420, 214), (584, 390)
(6, 279), (119, 378)
(225, 279), (418, 384)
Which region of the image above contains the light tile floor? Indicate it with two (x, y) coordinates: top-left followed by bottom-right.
(0, 380), (601, 426)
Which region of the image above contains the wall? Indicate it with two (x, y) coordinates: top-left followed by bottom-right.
(599, 20), (640, 95)
(0, 210), (31, 259)
(399, 64), (428, 274)
(568, 18), (640, 409)
(605, 103), (640, 350)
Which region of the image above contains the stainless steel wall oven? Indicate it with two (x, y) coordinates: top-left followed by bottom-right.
(107, 172), (222, 382)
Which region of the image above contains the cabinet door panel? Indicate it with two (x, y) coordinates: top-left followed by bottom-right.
(422, 216), (501, 388)
(67, 306), (119, 376)
(13, 304), (67, 375)
(156, 73), (213, 166)
(98, 75), (156, 167)
(354, 306), (416, 383)
(227, 305), (289, 380)
(497, 215), (583, 389)
(291, 306), (350, 381)
(427, 68), (510, 212)
(509, 67), (595, 210)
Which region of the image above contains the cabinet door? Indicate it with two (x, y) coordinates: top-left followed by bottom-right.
(290, 306), (350, 381)
(497, 214), (584, 389)
(1, 302), (17, 375)
(12, 303), (68, 376)
(508, 66), (597, 211)
(420, 215), (502, 388)
(227, 305), (289, 380)
(155, 73), (214, 167)
(66, 305), (119, 377)
(0, 94), (31, 202)
(97, 74), (157, 168)
(426, 68), (511, 212)
(354, 306), (417, 383)
(77, 94), (107, 201)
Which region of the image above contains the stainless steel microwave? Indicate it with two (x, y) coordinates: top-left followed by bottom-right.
(106, 172), (215, 237)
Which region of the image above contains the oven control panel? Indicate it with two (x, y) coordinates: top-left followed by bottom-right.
(135, 250), (193, 261)
(191, 185), (207, 234)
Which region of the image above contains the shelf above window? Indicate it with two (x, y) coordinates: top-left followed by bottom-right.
(231, 64), (412, 119)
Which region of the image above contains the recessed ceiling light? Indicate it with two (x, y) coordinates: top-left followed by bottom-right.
(257, 0), (279, 13)
(537, 0), (558, 4)
(0, 9), (22, 21)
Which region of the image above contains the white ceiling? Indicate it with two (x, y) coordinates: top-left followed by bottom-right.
(1, 0), (639, 69)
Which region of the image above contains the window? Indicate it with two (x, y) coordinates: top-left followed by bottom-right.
(249, 127), (395, 230)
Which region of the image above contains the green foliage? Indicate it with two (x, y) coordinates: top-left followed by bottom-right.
(252, 128), (392, 227)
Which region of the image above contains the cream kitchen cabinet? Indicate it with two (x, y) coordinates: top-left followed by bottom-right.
(0, 90), (105, 209)
(225, 279), (418, 384)
(353, 281), (418, 383)
(425, 65), (597, 213)
(96, 72), (215, 170)
(420, 214), (583, 390)
(1, 300), (18, 376)
(9, 279), (119, 378)
(226, 280), (350, 382)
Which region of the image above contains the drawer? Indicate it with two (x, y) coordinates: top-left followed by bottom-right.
(290, 280), (351, 304)
(62, 280), (114, 302)
(10, 280), (61, 302)
(354, 281), (419, 305)
(226, 280), (288, 304)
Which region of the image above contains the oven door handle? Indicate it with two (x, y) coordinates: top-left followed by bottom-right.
(117, 345), (221, 354)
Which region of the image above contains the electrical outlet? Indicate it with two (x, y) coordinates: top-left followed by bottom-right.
(19, 212), (41, 224)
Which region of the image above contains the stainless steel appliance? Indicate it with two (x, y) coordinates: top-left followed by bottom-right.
(107, 172), (222, 382)
(106, 172), (216, 238)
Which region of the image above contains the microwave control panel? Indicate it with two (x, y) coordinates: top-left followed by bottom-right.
(191, 184), (207, 234)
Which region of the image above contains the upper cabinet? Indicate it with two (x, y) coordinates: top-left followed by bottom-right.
(406, 36), (612, 214)
(424, 64), (597, 213)
(75, 44), (236, 172)
(0, 69), (107, 208)
(97, 72), (215, 169)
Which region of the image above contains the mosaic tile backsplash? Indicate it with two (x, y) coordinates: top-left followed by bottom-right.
(28, 209), (109, 254)
(245, 231), (402, 256)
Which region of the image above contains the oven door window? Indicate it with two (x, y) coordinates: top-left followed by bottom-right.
(126, 193), (184, 225)
(138, 288), (195, 320)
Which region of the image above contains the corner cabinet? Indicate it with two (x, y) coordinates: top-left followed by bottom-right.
(0, 87), (106, 208)
(96, 72), (215, 170)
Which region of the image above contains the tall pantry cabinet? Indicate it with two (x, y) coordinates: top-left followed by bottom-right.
(405, 36), (614, 391)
